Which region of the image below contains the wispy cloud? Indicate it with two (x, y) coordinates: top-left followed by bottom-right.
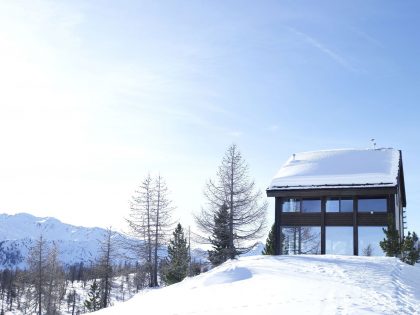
(349, 26), (384, 48)
(288, 27), (358, 72)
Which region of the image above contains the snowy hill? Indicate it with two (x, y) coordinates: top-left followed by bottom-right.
(95, 255), (420, 315)
(0, 213), (129, 268)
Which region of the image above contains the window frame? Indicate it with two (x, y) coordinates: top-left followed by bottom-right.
(326, 197), (354, 213)
(282, 198), (321, 213)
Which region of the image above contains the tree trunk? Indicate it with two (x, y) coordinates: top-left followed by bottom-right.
(38, 237), (43, 315)
(229, 151), (235, 259)
(147, 187), (153, 287)
(153, 177), (161, 287)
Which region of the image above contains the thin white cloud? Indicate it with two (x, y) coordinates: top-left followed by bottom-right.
(288, 27), (358, 72)
(349, 26), (384, 48)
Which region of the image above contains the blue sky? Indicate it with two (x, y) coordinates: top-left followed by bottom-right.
(0, 1), (419, 235)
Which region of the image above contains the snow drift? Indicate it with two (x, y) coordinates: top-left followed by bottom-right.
(96, 255), (420, 315)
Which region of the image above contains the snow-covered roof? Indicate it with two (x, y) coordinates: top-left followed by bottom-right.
(268, 148), (401, 190)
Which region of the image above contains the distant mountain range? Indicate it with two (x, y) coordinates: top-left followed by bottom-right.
(0, 213), (264, 270)
(0, 213), (134, 269)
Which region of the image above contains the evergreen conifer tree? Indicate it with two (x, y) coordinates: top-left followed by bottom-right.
(208, 204), (231, 266)
(262, 224), (275, 255)
(162, 223), (190, 285)
(401, 232), (420, 265)
(380, 215), (419, 266)
(84, 280), (101, 312)
(380, 216), (401, 257)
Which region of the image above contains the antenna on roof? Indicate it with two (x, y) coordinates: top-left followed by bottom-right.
(370, 139), (376, 149)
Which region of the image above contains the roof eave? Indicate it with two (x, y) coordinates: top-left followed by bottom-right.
(266, 185), (398, 198)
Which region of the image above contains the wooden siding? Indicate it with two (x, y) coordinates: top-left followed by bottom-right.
(325, 213), (353, 226)
(357, 213), (388, 226)
(280, 213), (321, 226)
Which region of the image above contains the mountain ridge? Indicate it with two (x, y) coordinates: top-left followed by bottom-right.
(0, 212), (128, 269)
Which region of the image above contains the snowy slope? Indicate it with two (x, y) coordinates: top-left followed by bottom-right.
(0, 213), (130, 268)
(95, 255), (420, 315)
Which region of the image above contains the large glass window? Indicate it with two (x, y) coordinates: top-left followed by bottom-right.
(341, 199), (353, 212)
(326, 198), (339, 212)
(326, 227), (353, 255)
(326, 198), (353, 213)
(282, 199), (321, 213)
(358, 197), (387, 213)
(282, 226), (321, 254)
(358, 227), (386, 256)
(282, 199), (300, 212)
(302, 199), (321, 213)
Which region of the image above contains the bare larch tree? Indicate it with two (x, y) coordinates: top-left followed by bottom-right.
(127, 174), (173, 287)
(195, 144), (267, 258)
(26, 235), (48, 315)
(97, 227), (117, 309)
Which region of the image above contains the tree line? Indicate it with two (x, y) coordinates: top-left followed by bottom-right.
(0, 144), (268, 314)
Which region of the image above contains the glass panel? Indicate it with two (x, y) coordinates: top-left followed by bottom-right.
(326, 198), (339, 212)
(340, 199), (353, 212)
(302, 199), (321, 213)
(358, 198), (387, 212)
(282, 226), (321, 254)
(358, 227), (386, 256)
(282, 199), (300, 212)
(326, 227), (353, 255)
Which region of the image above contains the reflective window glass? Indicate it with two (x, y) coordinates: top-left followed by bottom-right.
(326, 199), (339, 212)
(326, 198), (353, 212)
(282, 226), (321, 254)
(282, 199), (300, 212)
(326, 227), (353, 255)
(302, 199), (321, 212)
(340, 199), (353, 212)
(358, 227), (386, 256)
(358, 198), (387, 212)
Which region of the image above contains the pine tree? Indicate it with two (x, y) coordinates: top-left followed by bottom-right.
(84, 280), (101, 312)
(195, 144), (267, 258)
(380, 216), (420, 266)
(262, 224), (275, 255)
(380, 216), (401, 257)
(208, 204), (231, 266)
(401, 232), (420, 265)
(162, 223), (190, 285)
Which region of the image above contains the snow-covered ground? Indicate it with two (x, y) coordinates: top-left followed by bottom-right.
(96, 255), (420, 315)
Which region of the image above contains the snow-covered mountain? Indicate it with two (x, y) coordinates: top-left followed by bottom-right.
(0, 213), (264, 270)
(95, 255), (420, 315)
(0, 213), (130, 269)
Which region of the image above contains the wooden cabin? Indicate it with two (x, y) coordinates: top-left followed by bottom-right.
(266, 148), (406, 256)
